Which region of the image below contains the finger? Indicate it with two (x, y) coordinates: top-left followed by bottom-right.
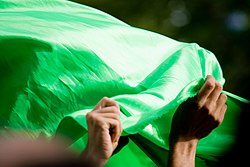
(96, 113), (120, 122)
(93, 97), (119, 110)
(119, 117), (123, 136)
(212, 94), (227, 124)
(86, 111), (120, 126)
(197, 75), (216, 105)
(217, 94), (227, 116)
(216, 94), (227, 111)
(214, 104), (227, 126)
(92, 98), (105, 110)
(97, 106), (120, 115)
(220, 104), (227, 119)
(207, 81), (223, 101)
(105, 118), (121, 143)
(112, 140), (119, 151)
(98, 108), (122, 134)
(100, 97), (119, 108)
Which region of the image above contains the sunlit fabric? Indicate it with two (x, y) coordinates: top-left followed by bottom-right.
(0, 0), (248, 166)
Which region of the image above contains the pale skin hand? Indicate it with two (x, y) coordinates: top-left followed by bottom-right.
(168, 75), (228, 167)
(0, 97), (122, 167)
(81, 97), (122, 167)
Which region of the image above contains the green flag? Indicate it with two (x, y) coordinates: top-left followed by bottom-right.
(0, 0), (248, 166)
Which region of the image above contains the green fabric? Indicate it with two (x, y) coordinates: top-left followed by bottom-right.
(0, 0), (249, 166)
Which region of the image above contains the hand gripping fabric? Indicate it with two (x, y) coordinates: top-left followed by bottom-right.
(0, 0), (249, 166)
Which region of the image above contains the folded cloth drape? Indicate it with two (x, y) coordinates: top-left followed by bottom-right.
(0, 0), (248, 166)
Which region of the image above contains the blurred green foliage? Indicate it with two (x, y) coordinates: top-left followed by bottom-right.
(72, 0), (250, 99)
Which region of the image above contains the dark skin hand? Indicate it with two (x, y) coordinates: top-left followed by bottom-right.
(168, 75), (227, 167)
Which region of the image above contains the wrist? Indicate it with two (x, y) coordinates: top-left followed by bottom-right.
(168, 139), (198, 167)
(171, 139), (198, 154)
(81, 146), (108, 167)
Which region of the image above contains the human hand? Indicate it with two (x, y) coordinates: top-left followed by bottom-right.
(168, 75), (227, 167)
(170, 75), (227, 143)
(82, 97), (122, 167)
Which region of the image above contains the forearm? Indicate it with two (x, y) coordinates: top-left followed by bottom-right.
(80, 147), (107, 167)
(168, 139), (198, 167)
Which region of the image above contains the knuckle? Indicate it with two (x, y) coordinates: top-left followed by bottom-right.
(112, 100), (119, 108)
(86, 112), (102, 123)
(215, 82), (223, 91)
(102, 96), (109, 102)
(110, 106), (119, 113)
(206, 76), (215, 89)
(101, 97), (119, 107)
(221, 94), (227, 101)
(114, 120), (121, 128)
(114, 114), (120, 121)
(86, 112), (99, 125)
(86, 112), (94, 120)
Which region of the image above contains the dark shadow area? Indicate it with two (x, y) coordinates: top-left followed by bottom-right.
(217, 102), (250, 167)
(0, 38), (51, 126)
